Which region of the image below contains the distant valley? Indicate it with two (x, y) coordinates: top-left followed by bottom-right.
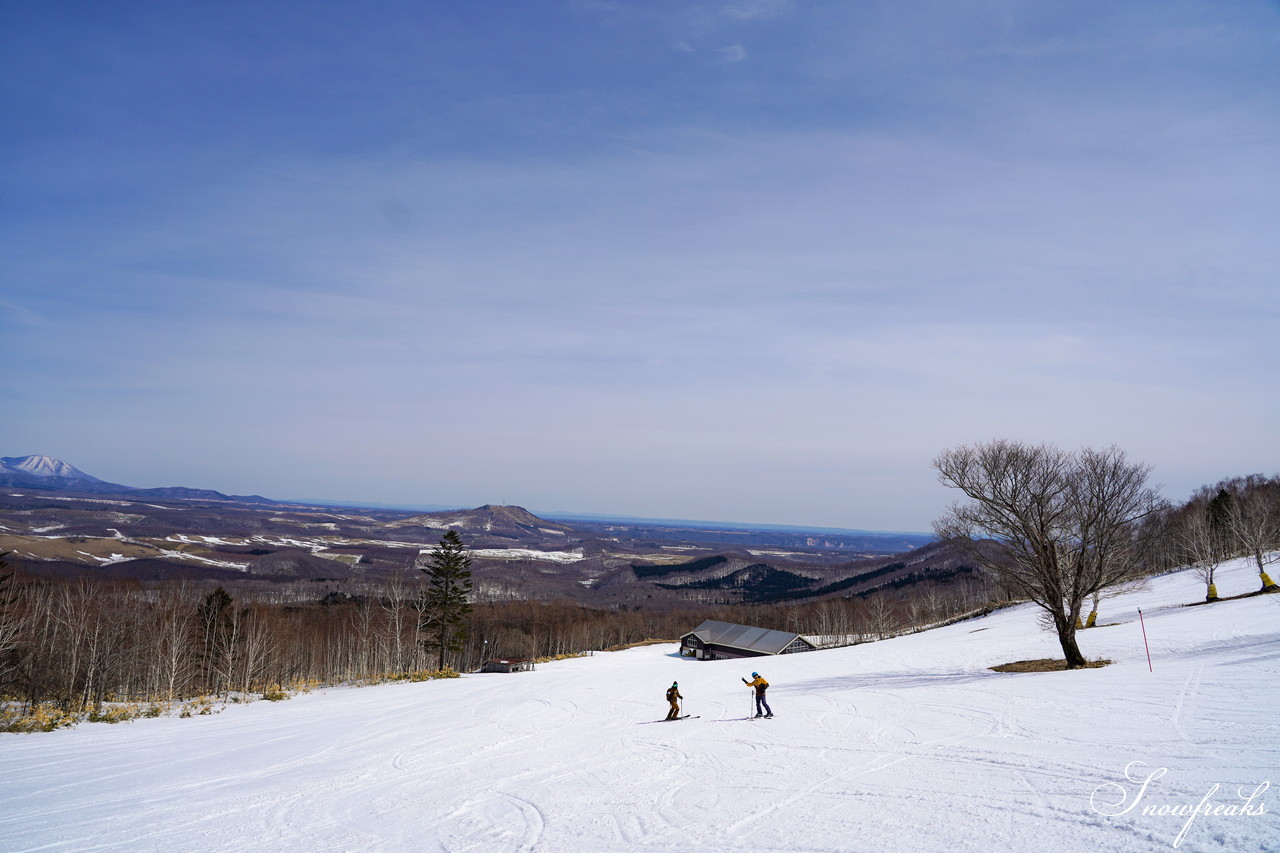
(0, 455), (965, 607)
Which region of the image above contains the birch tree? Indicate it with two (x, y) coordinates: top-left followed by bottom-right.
(1180, 506), (1226, 601)
(1223, 474), (1280, 590)
(0, 553), (22, 696)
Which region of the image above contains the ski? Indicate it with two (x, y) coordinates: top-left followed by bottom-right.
(643, 714), (701, 724)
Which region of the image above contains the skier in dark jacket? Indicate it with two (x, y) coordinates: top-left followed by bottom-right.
(743, 672), (772, 717)
(665, 682), (683, 720)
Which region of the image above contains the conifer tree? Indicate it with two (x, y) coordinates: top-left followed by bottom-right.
(417, 531), (473, 671)
(1208, 489), (1235, 549)
(198, 587), (235, 692)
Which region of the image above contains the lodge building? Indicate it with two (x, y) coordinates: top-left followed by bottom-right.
(482, 658), (536, 673)
(679, 620), (817, 661)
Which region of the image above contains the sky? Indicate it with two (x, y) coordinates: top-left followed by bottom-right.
(2, 1), (1278, 532)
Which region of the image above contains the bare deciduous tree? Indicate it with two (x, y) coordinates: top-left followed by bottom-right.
(933, 440), (1164, 668)
(0, 553), (22, 695)
(1084, 573), (1148, 628)
(1179, 505), (1225, 601)
(1222, 474), (1280, 590)
(863, 593), (898, 640)
(380, 569), (416, 676)
(152, 583), (196, 703)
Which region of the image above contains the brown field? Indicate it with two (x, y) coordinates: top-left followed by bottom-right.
(0, 533), (165, 564)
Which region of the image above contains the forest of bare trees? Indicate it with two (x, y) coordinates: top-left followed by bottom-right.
(1143, 473), (1280, 599)
(0, 556), (998, 730)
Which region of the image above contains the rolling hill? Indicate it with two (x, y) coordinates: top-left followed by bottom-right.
(0, 456), (954, 605)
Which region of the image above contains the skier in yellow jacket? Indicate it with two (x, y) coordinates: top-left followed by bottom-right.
(742, 672), (772, 718)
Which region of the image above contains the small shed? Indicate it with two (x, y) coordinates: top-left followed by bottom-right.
(482, 658), (536, 673)
(679, 620), (816, 661)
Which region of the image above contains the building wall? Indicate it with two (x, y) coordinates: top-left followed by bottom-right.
(483, 661), (534, 673)
(681, 639), (767, 661)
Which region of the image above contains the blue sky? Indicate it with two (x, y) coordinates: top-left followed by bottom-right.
(3, 1), (1278, 531)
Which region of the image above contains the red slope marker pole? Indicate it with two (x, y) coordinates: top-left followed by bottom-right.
(1138, 608), (1153, 672)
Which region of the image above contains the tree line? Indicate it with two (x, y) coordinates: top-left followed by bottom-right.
(1143, 473), (1280, 598)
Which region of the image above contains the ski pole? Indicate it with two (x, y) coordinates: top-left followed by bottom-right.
(1138, 608), (1152, 672)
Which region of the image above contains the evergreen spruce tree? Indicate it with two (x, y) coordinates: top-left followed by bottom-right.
(198, 587), (235, 692)
(1208, 488), (1235, 551)
(417, 531), (473, 671)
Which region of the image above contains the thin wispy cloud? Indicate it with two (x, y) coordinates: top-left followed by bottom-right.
(722, 0), (793, 21)
(717, 43), (747, 62)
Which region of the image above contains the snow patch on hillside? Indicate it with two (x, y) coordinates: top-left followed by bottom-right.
(467, 548), (585, 563)
(82, 552), (135, 566)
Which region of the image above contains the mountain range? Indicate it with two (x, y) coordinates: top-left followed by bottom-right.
(0, 454), (273, 503)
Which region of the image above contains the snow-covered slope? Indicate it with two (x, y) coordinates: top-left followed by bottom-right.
(2, 559), (1277, 852)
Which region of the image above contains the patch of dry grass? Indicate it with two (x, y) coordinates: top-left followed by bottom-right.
(0, 533), (162, 564)
(604, 638), (676, 652)
(1186, 586), (1280, 606)
(990, 658), (1112, 673)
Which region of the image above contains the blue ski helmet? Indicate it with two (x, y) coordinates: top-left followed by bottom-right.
(751, 672), (759, 677)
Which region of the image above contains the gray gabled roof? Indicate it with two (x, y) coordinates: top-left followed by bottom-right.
(680, 619), (812, 655)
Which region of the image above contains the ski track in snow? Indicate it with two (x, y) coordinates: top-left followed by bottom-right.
(3, 558), (1279, 852)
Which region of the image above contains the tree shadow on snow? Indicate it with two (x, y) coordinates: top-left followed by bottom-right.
(782, 669), (1005, 694)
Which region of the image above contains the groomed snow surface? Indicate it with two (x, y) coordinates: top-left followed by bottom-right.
(3, 558), (1277, 852)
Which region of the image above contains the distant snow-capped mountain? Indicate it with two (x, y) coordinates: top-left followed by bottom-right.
(0, 455), (274, 504)
(0, 454), (105, 482)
